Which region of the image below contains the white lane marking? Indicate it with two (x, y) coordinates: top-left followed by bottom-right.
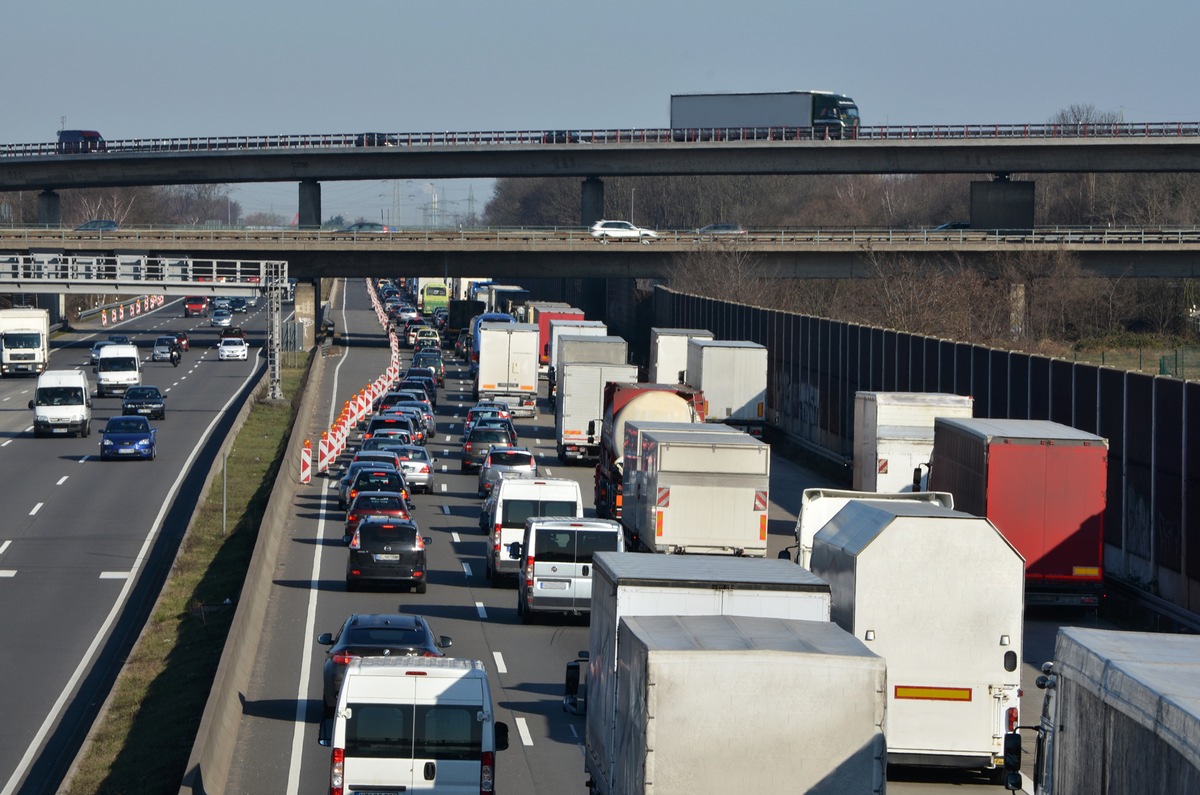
(99, 571), (130, 580)
(0, 541), (9, 556)
(23, 426), (33, 433)
(1, 440), (10, 447)
(569, 724), (578, 738)
(286, 281), (348, 795)
(515, 717), (534, 746)
(441, 465), (448, 473)
(440, 483), (447, 492)
(56, 476), (68, 486)
(543, 469), (552, 476)
(441, 505), (450, 515)
(461, 562), (472, 578)
(29, 503), (43, 516)
(0, 571), (15, 578)
(79, 456), (89, 464)
(475, 602), (487, 619)
(493, 652), (508, 674)
(452, 532), (461, 543)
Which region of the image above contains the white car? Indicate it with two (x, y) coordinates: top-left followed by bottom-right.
(217, 338), (249, 361)
(590, 219), (658, 242)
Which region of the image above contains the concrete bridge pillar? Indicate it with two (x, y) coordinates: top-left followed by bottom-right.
(37, 190), (61, 227)
(295, 279), (317, 349)
(581, 177), (604, 226)
(298, 180), (322, 229)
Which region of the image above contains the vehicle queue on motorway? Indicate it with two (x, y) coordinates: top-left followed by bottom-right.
(0, 291), (272, 795)
(203, 276), (1136, 795)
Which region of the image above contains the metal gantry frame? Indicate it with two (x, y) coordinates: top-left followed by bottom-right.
(264, 261), (287, 400)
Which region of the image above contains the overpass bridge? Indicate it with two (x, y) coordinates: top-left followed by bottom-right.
(3, 225), (1200, 281)
(4, 122), (1200, 229)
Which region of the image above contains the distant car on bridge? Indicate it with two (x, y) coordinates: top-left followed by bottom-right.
(590, 220), (658, 242)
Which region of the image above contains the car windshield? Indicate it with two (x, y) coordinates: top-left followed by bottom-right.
(351, 495), (406, 511)
(344, 627), (427, 646)
(125, 387), (159, 399)
(471, 429), (509, 445)
(501, 499), (578, 528)
(489, 451), (533, 467)
(99, 356), (138, 372)
(107, 418), (148, 433)
(358, 523), (417, 544)
(354, 472), (403, 491)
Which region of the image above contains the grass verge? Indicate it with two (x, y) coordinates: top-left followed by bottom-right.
(62, 364), (306, 794)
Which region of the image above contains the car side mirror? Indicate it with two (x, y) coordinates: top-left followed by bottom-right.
(438, 635), (453, 648)
(317, 717), (333, 747)
(316, 633), (334, 645)
(423, 536), (433, 545)
(494, 722), (510, 752)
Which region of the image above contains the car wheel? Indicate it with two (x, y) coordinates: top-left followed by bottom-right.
(149, 446), (156, 461)
(346, 579), (357, 592)
(416, 580), (428, 594)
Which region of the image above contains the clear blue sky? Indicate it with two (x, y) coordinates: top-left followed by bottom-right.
(6, 0), (1195, 223)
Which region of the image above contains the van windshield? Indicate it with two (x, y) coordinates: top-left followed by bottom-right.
(36, 387), (84, 406)
(535, 528), (619, 563)
(99, 357), (138, 372)
(501, 499), (578, 528)
(3, 333), (41, 349)
(346, 703), (482, 760)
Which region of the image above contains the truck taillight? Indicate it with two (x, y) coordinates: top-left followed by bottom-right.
(330, 747), (344, 795)
(480, 750), (495, 793)
(1006, 706), (1019, 732)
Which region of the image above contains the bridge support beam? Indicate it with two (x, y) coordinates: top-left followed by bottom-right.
(971, 178), (1035, 231)
(581, 177), (603, 226)
(37, 190), (61, 227)
(295, 280), (317, 349)
(298, 180), (322, 229)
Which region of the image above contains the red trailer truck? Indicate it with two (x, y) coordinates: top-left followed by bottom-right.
(928, 417), (1107, 607)
(593, 382), (706, 520)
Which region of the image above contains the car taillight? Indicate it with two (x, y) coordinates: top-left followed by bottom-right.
(464, 442), (472, 452)
(415, 535), (425, 550)
(330, 747), (344, 795)
(480, 750), (495, 793)
(332, 652), (358, 666)
(525, 555), (535, 587)
(349, 489), (358, 501)
(348, 530), (361, 550)
(419, 464), (430, 473)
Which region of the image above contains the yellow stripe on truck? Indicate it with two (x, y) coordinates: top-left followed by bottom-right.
(894, 686), (972, 702)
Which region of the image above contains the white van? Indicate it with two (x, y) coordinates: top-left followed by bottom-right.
(513, 518), (624, 621)
(28, 369), (92, 437)
(95, 343), (141, 397)
(481, 477), (583, 585)
(320, 657), (509, 794)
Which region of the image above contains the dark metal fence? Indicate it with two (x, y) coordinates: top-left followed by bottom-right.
(654, 285), (1199, 617)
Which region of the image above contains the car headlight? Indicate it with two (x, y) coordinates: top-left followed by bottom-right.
(136, 438), (150, 447)
(102, 438), (114, 446)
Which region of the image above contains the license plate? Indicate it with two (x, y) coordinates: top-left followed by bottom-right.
(538, 580), (568, 590)
(51, 428), (68, 434)
(374, 554), (400, 562)
(120, 447), (135, 454)
(137, 408), (151, 414)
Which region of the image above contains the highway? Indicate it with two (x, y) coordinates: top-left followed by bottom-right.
(0, 298), (267, 795)
(220, 280), (1097, 794)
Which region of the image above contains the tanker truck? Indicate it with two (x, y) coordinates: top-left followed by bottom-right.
(592, 382), (706, 520)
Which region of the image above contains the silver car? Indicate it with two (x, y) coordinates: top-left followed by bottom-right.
(151, 336), (177, 362)
(394, 445), (437, 494)
(477, 446), (537, 498)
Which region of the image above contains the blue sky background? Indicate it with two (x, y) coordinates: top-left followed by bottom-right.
(7, 0), (1195, 223)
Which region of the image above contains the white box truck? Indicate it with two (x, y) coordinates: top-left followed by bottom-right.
(853, 391), (974, 491)
(1010, 627), (1200, 794)
(574, 553), (832, 775)
(627, 429), (770, 556)
(0, 307), (50, 376)
(809, 499), (1025, 775)
(598, 615), (887, 795)
(555, 360), (638, 462)
(474, 322), (538, 416)
(686, 339), (768, 437)
(548, 319), (607, 380)
(789, 487), (955, 568)
(649, 327), (712, 384)
(319, 657), (510, 793)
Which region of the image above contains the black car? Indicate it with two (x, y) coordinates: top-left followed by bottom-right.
(229, 297), (248, 314)
(398, 376), (438, 408)
(317, 613), (451, 711)
(345, 517), (431, 592)
(121, 386), (166, 420)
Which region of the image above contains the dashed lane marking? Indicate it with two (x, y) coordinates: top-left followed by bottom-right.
(99, 572), (131, 580)
(516, 717), (534, 746)
(475, 601), (487, 619)
(493, 652), (507, 674)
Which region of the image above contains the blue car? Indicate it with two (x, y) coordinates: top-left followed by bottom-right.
(99, 415), (157, 461)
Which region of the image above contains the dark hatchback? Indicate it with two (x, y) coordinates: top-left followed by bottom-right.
(398, 376), (438, 408)
(346, 518), (432, 593)
(317, 613), (451, 712)
(462, 426), (514, 472)
(121, 386), (166, 420)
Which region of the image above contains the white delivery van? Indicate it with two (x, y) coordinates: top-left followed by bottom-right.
(95, 343), (142, 397)
(321, 657), (509, 795)
(28, 369), (92, 437)
(482, 477), (583, 586)
(513, 518), (624, 620)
